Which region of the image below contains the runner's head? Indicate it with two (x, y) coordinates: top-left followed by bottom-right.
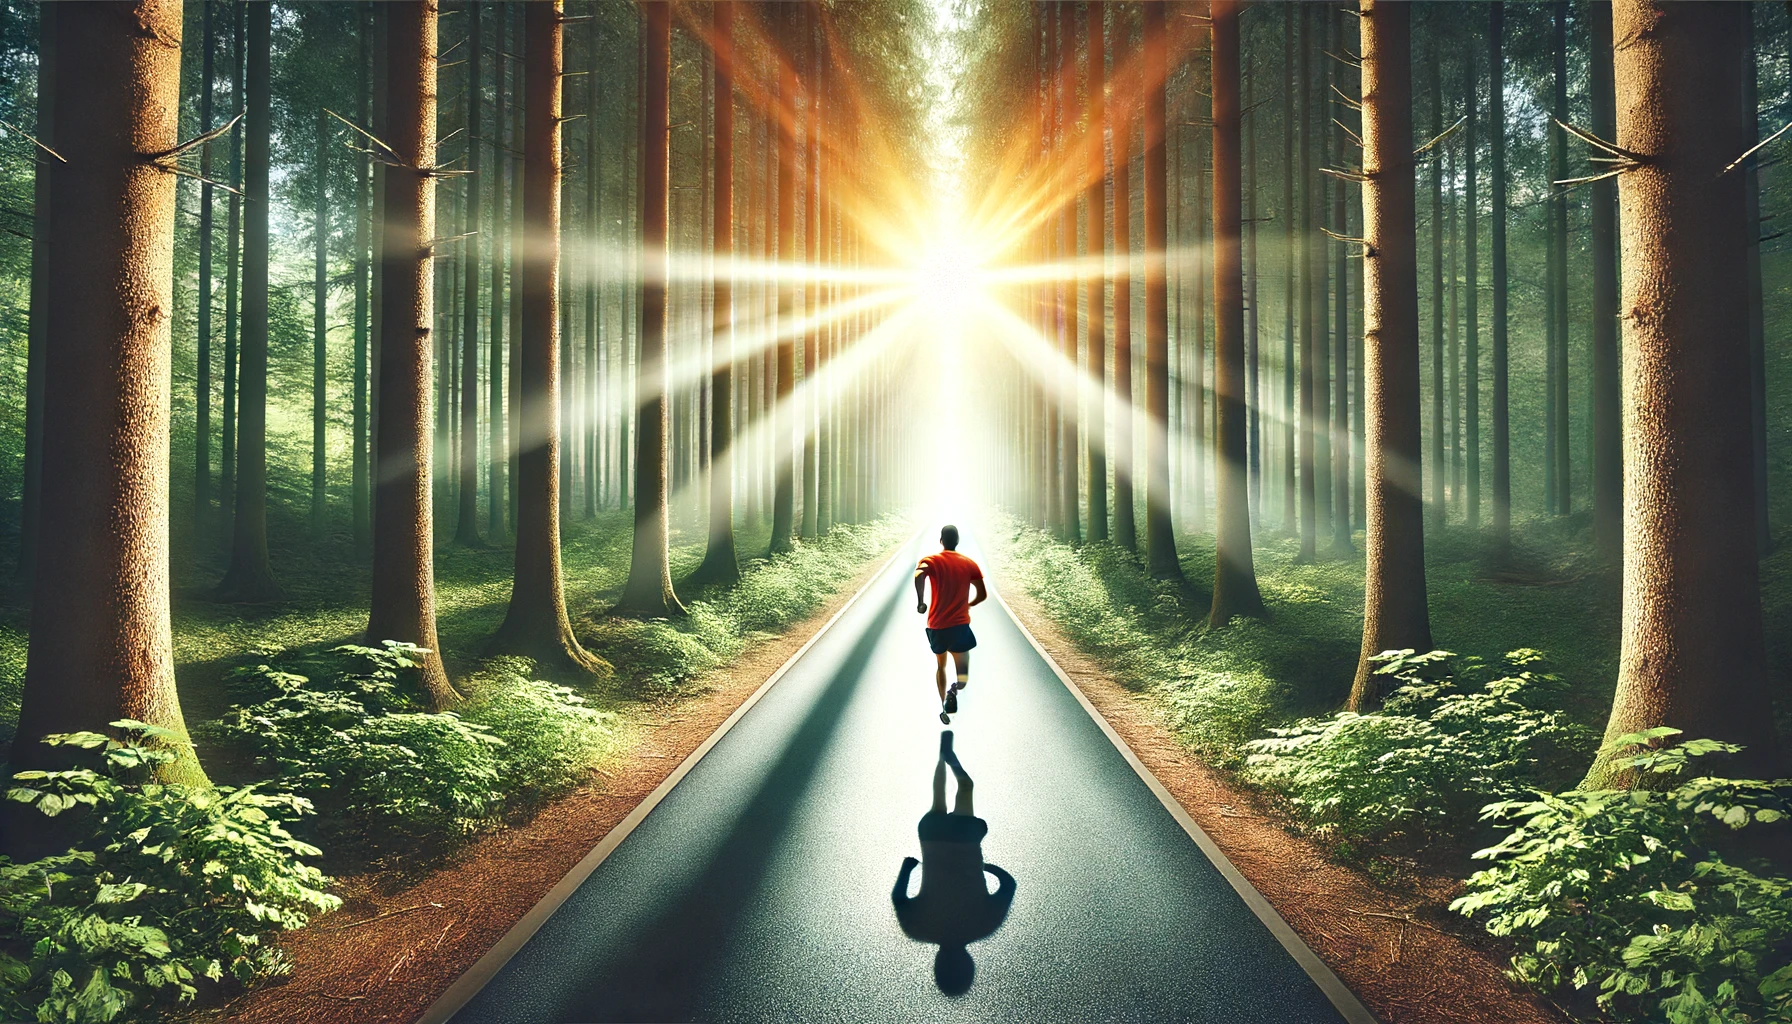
(940, 525), (960, 551)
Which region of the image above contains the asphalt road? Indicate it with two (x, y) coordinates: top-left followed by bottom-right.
(442, 530), (1361, 1024)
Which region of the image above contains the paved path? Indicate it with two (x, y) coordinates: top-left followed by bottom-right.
(438, 531), (1365, 1024)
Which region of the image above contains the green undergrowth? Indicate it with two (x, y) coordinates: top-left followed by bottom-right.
(581, 517), (911, 700)
(993, 514), (1792, 1024)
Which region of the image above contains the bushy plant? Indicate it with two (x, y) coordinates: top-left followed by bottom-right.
(207, 643), (505, 847)
(1241, 650), (1592, 845)
(1452, 729), (1792, 1024)
(1, 722), (338, 1023)
(461, 677), (619, 804)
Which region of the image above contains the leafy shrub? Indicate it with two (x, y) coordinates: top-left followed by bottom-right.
(1241, 650), (1592, 845)
(207, 643), (505, 847)
(1, 722), (337, 1023)
(1452, 728), (1792, 1024)
(461, 677), (619, 804)
(585, 517), (910, 700)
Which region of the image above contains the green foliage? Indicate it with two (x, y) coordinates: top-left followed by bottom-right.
(1452, 730), (1792, 1024)
(1241, 650), (1593, 846)
(0, 722), (337, 1023)
(209, 641), (622, 850)
(461, 676), (619, 806)
(585, 518), (911, 700)
(207, 642), (506, 847)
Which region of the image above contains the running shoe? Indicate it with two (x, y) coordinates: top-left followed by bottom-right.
(944, 690), (959, 714)
(939, 708), (951, 724)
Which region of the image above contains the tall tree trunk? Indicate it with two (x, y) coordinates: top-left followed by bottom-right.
(801, 4), (820, 542)
(617, 0), (683, 617)
(695, 0), (740, 585)
(1085, 0), (1107, 543)
(1349, 0), (1431, 710)
(195, 3), (213, 544)
(1741, 5), (1768, 558)
(217, 1), (281, 602)
(487, 6), (509, 544)
(18, 3), (54, 585)
(1585, 0), (1782, 785)
(222, 3), (244, 537)
(1489, 2), (1511, 558)
(1464, 45), (1480, 531)
(1550, 0), (1570, 517)
(1297, 5), (1316, 561)
(1428, 38), (1444, 530)
(353, 5), (371, 556)
(367, 0), (456, 709)
(1281, 11), (1295, 536)
(1113, 31), (1137, 554)
(1245, 54), (1261, 527)
(1044, 2), (1062, 539)
(1590, 1), (1619, 558)
(1209, 0), (1263, 625)
(1142, 0), (1180, 580)
(1330, 7), (1352, 555)
(312, 108), (329, 540)
(584, 14), (601, 521)
(770, 4), (797, 555)
(1447, 113), (1461, 517)
(9, 0), (208, 837)
(495, 0), (608, 675)
(507, 10), (523, 530)
(455, 1), (483, 546)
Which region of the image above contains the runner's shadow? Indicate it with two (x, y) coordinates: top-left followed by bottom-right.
(891, 731), (1017, 997)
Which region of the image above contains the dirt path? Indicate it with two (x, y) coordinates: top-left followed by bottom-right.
(207, 544), (902, 1024)
(986, 563), (1567, 1024)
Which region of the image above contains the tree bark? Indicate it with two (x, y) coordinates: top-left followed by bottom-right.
(1297, 5), (1317, 562)
(217, 1), (282, 602)
(222, 3), (244, 540)
(455, 2), (483, 547)
(1489, 2), (1511, 558)
(195, 3), (213, 544)
(493, 0), (609, 675)
(617, 1), (684, 617)
(1550, 0), (1570, 517)
(1281, 10), (1295, 536)
(366, 0), (455, 709)
(1059, 0), (1081, 546)
(487, 7), (509, 544)
(1332, 10), (1353, 555)
(1584, 0), (1783, 786)
(1244, 53), (1260, 527)
(1741, 5), (1768, 558)
(1142, 0), (1179, 580)
(1590, 0), (1620, 559)
(9, 0), (208, 826)
(1428, 38), (1444, 530)
(695, 0), (740, 585)
(1208, 0), (1263, 625)
(1349, 0), (1432, 711)
(1464, 44), (1480, 530)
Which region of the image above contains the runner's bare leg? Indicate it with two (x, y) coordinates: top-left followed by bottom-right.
(950, 649), (970, 692)
(935, 652), (949, 702)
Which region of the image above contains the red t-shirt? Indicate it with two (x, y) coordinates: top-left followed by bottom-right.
(917, 550), (983, 629)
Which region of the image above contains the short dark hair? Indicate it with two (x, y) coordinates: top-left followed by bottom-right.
(940, 524), (960, 550)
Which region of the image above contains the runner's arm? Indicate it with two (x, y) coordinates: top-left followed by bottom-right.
(969, 578), (987, 608)
(914, 568), (928, 614)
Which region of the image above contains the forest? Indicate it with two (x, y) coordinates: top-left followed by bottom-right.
(0, 1), (1787, 1023)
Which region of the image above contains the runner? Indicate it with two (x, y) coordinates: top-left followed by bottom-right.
(915, 524), (986, 724)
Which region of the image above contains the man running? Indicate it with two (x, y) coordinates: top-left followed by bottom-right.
(915, 524), (986, 724)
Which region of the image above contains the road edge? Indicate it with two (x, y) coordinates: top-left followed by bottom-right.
(988, 583), (1382, 1024)
(415, 534), (919, 1024)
